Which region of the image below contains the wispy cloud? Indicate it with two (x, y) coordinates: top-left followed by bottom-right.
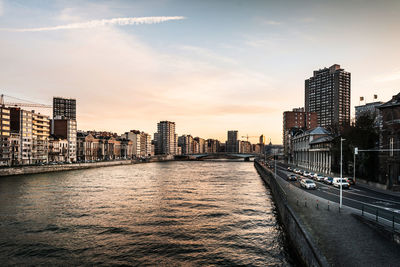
(0, 16), (185, 32)
(263, 20), (282, 25)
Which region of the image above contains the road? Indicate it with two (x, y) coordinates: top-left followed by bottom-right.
(269, 161), (400, 223)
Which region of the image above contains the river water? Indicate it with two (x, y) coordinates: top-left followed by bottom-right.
(0, 161), (292, 266)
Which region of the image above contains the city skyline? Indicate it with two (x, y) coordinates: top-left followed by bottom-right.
(1, 0), (400, 143)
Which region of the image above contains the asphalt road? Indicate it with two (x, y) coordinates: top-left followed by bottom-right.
(270, 161), (400, 223)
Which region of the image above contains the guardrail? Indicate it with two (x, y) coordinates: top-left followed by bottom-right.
(361, 203), (400, 231)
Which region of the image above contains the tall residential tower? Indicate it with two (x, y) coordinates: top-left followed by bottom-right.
(154, 121), (177, 155)
(305, 64), (351, 128)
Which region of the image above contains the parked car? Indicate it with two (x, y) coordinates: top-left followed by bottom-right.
(345, 177), (355, 185)
(333, 178), (350, 189)
(314, 174), (325, 181)
(300, 179), (317, 189)
(287, 174), (298, 181)
(324, 177), (334, 185)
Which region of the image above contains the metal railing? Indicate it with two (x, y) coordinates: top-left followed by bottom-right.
(361, 203), (400, 231)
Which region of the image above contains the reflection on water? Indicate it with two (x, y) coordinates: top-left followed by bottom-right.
(0, 161), (292, 266)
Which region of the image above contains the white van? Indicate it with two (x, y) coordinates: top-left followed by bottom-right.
(332, 178), (350, 188)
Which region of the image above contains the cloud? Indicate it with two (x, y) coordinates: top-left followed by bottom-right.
(0, 16), (185, 32)
(263, 20), (282, 25)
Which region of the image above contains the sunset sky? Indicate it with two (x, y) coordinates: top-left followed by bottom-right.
(1, 0), (400, 143)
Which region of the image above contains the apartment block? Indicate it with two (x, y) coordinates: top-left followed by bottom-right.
(305, 64), (351, 128)
(155, 121), (177, 155)
(53, 97), (76, 120)
(32, 113), (50, 163)
(0, 106), (11, 166)
(51, 119), (77, 162)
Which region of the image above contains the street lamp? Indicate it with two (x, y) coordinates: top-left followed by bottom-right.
(340, 138), (346, 209)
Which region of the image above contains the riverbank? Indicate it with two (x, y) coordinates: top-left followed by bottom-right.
(0, 155), (175, 177)
(256, 160), (400, 266)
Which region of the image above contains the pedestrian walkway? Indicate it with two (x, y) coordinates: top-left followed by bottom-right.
(268, 164), (400, 266)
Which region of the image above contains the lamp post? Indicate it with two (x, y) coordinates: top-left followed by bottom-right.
(340, 138), (346, 208)
(354, 147), (358, 184)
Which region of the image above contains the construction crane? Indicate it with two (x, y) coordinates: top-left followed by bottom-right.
(241, 134), (258, 142)
(0, 94), (52, 109)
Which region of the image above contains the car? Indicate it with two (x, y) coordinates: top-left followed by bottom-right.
(287, 174), (298, 181)
(314, 174), (325, 181)
(309, 172), (316, 178)
(324, 177), (334, 185)
(300, 179), (317, 189)
(303, 171), (311, 177)
(287, 167), (293, 172)
(345, 177), (355, 185)
(333, 178), (350, 189)
(293, 169), (299, 174)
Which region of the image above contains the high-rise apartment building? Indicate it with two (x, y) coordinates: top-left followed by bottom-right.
(32, 113), (50, 163)
(52, 97), (77, 162)
(53, 97), (76, 120)
(282, 107), (318, 161)
(0, 106), (11, 166)
(10, 108), (33, 165)
(226, 130), (240, 153)
(154, 121), (177, 155)
(305, 64), (351, 128)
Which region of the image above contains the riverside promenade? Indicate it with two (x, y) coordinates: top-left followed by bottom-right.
(0, 155), (175, 177)
(255, 160), (400, 267)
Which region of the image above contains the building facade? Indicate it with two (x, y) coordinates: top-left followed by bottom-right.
(292, 127), (333, 174)
(0, 106), (10, 166)
(283, 107), (318, 162)
(53, 97), (76, 120)
(51, 119), (77, 162)
(155, 121), (177, 155)
(305, 64), (351, 128)
(32, 113), (50, 163)
(378, 93), (400, 190)
(10, 108), (33, 165)
(226, 130), (240, 153)
(355, 101), (384, 128)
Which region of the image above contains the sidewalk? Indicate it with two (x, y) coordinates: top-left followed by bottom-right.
(270, 166), (400, 266)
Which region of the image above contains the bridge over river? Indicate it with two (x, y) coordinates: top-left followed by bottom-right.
(175, 152), (261, 161)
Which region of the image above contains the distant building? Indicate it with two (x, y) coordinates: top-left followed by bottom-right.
(10, 108), (34, 165)
(355, 101), (384, 128)
(53, 97), (76, 120)
(154, 121), (177, 155)
(194, 137), (206, 154)
(10, 132), (20, 166)
(283, 107), (318, 162)
(378, 93), (400, 190)
(305, 64), (351, 128)
(226, 130), (240, 153)
(206, 139), (220, 153)
(51, 119), (77, 162)
(48, 134), (68, 163)
(32, 113), (50, 163)
(178, 135), (193, 155)
(0, 106), (10, 166)
(240, 141), (252, 153)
